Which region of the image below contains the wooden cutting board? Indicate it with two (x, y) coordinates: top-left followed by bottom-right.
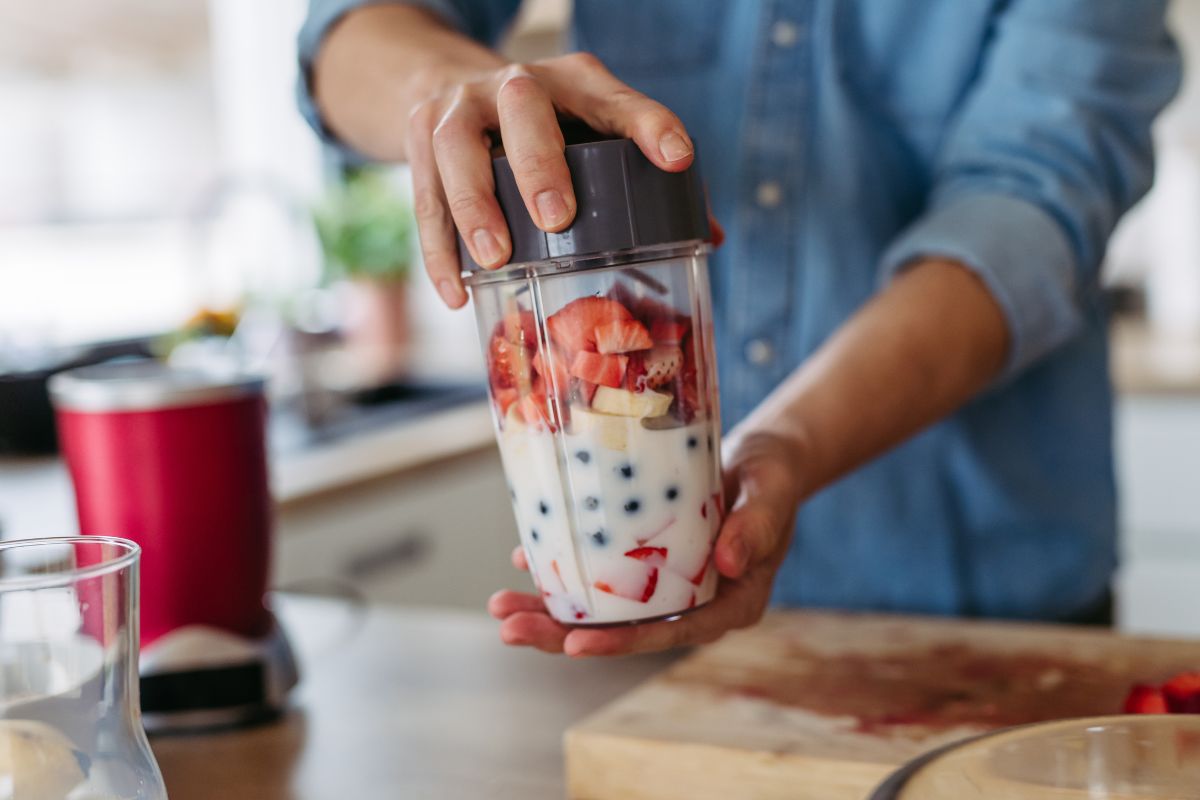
(565, 611), (1200, 800)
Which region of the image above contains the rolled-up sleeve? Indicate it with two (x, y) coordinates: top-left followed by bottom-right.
(297, 0), (521, 157)
(879, 0), (1181, 379)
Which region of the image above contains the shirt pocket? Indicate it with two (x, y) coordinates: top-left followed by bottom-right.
(572, 0), (727, 73)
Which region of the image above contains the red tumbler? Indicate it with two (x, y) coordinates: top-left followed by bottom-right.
(49, 362), (273, 647)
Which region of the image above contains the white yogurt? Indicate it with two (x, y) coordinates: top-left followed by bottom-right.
(497, 406), (722, 624)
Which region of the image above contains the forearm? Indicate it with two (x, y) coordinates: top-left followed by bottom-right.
(312, 4), (506, 161)
(730, 259), (1009, 499)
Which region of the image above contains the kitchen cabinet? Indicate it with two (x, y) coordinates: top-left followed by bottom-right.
(1115, 394), (1200, 636)
(273, 446), (526, 610)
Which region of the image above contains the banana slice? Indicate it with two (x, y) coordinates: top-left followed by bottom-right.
(591, 387), (673, 419)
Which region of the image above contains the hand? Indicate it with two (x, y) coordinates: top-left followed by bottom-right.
(487, 431), (807, 656)
(405, 52), (699, 309)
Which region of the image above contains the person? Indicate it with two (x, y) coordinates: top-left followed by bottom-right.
(297, 1), (1181, 656)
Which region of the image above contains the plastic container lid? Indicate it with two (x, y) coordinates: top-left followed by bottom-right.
(49, 360), (265, 413)
(459, 136), (709, 271)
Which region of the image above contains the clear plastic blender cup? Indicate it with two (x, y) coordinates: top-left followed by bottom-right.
(465, 138), (723, 625)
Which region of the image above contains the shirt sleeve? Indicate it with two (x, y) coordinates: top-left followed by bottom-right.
(296, 0), (523, 160)
(878, 0), (1181, 379)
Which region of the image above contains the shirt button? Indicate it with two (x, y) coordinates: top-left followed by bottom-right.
(745, 339), (775, 366)
(755, 181), (783, 209)
(770, 20), (801, 48)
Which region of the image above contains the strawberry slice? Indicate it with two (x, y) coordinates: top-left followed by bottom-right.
(594, 566), (659, 603)
(650, 319), (691, 345)
(595, 319), (653, 354)
(569, 351), (628, 388)
(516, 393), (554, 430)
(488, 333), (532, 390)
(1123, 684), (1169, 714)
(493, 387), (519, 415)
(624, 546), (668, 567)
(1163, 672), (1200, 713)
(547, 297), (633, 355)
(532, 349), (571, 391)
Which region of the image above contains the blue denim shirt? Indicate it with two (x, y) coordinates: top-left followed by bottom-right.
(299, 0), (1181, 620)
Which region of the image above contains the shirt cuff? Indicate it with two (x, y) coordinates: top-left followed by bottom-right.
(296, 0), (469, 161)
(878, 192), (1084, 381)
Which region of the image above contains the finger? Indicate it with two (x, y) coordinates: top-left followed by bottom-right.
(431, 93), (512, 269)
(487, 589), (545, 619)
(495, 69), (575, 232)
(408, 100), (468, 308)
(511, 545), (529, 572)
(538, 53), (694, 172)
(499, 611), (569, 653)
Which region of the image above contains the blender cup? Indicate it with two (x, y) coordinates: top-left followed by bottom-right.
(465, 138), (723, 625)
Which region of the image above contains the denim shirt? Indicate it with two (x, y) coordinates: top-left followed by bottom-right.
(299, 0), (1181, 620)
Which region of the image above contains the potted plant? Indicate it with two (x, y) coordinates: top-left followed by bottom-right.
(313, 168), (415, 383)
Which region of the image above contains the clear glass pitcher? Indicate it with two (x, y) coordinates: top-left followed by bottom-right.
(0, 537), (167, 800)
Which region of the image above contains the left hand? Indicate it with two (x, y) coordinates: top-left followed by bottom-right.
(487, 431), (807, 657)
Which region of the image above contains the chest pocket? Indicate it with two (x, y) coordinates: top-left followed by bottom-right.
(572, 0), (728, 73)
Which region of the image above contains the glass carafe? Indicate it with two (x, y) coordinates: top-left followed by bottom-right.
(0, 537), (167, 800)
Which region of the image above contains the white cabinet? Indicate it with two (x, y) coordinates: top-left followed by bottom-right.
(273, 446), (526, 611)
(1115, 395), (1200, 635)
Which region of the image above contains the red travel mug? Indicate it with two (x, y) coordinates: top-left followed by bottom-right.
(50, 362), (272, 648)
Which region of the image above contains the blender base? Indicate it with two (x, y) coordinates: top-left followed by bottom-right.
(139, 610), (298, 734)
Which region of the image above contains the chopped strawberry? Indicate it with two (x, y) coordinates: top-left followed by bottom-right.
(547, 297), (633, 355)
(1123, 684), (1169, 714)
(532, 349), (571, 391)
(516, 394), (554, 430)
(1163, 672), (1200, 713)
(569, 351), (628, 388)
(650, 319), (691, 345)
(493, 387), (520, 415)
(488, 333), (532, 390)
(502, 310), (538, 346)
(700, 501), (707, 520)
(624, 546), (668, 567)
(643, 345), (683, 388)
(687, 592), (697, 609)
(594, 566), (659, 603)
(689, 557), (710, 586)
(595, 319), (653, 354)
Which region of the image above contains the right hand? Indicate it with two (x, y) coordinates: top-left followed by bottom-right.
(405, 52), (698, 309)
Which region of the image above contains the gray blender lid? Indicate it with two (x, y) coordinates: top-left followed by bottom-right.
(459, 136), (710, 271)
(49, 360), (265, 412)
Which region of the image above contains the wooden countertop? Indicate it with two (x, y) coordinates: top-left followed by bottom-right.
(150, 596), (676, 800)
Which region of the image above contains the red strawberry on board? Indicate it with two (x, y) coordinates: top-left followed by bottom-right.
(595, 319), (653, 354)
(1123, 684), (1169, 714)
(1163, 672), (1200, 713)
(569, 351), (628, 388)
(547, 297), (633, 355)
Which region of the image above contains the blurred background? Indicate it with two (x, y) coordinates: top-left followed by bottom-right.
(1, 0), (1199, 634)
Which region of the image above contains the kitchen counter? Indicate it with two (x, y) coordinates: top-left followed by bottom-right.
(151, 595), (676, 800)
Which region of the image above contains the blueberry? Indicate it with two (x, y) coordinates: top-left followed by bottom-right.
(617, 463), (635, 479)
(707, 434), (714, 452)
(574, 450), (591, 464)
(624, 499), (641, 514)
(687, 436), (699, 450)
(590, 530), (609, 546)
(584, 496), (600, 511)
(538, 500), (550, 516)
(665, 486), (679, 501)
(531, 529), (540, 542)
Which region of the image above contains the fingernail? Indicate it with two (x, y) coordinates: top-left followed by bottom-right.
(658, 131), (692, 163)
(472, 228), (502, 266)
(437, 279), (461, 307)
(535, 190), (568, 228)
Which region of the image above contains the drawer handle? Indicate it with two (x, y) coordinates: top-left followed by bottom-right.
(341, 532), (431, 581)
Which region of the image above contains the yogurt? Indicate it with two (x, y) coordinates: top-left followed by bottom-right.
(498, 405), (722, 624)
